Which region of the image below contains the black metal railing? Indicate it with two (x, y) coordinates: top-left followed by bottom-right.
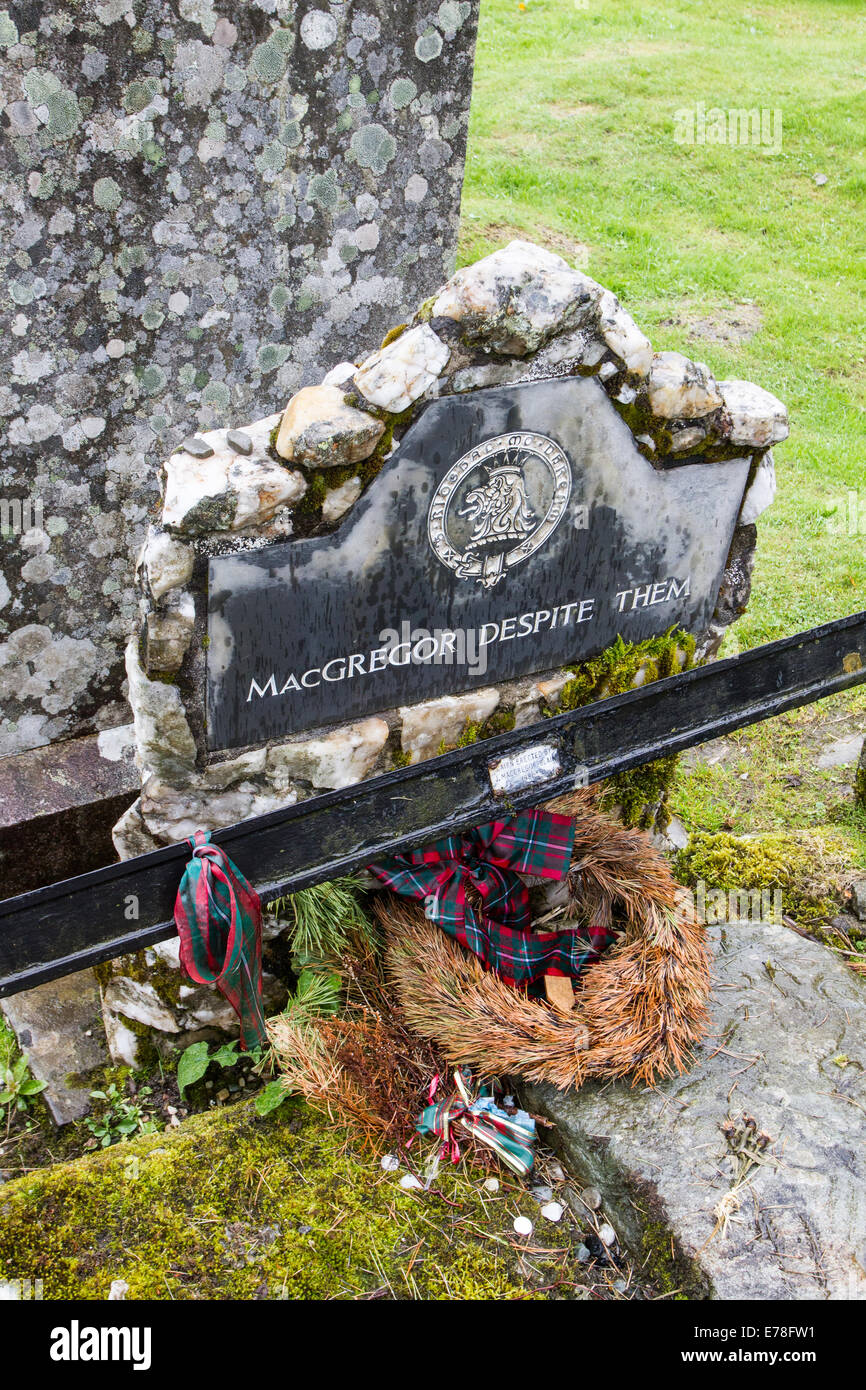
(1, 609), (864, 998)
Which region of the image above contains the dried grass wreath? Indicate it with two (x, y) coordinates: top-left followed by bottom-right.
(379, 787), (711, 1090)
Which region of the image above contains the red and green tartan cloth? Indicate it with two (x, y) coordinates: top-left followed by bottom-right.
(417, 1068), (537, 1176)
(173, 831), (268, 1052)
(369, 809), (615, 993)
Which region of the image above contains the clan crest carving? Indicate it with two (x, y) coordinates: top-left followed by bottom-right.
(427, 431), (572, 588)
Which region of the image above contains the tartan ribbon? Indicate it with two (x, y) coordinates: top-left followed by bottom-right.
(370, 809), (614, 990)
(173, 831), (268, 1052)
(417, 1068), (536, 1176)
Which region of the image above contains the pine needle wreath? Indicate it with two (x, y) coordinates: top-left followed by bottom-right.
(379, 787), (710, 1089)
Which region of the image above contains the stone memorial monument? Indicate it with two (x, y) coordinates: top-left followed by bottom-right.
(0, 0), (479, 889)
(98, 237), (786, 1066)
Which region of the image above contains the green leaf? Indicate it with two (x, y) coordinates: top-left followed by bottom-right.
(209, 1041), (240, 1069)
(254, 1079), (289, 1116)
(19, 1079), (48, 1096)
(177, 1040), (211, 1097)
(0, 1090), (13, 1105)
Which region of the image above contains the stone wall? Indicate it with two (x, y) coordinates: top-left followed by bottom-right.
(98, 237), (787, 1065)
(0, 0), (478, 759)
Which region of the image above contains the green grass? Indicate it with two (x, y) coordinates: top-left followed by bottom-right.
(462, 0), (866, 646)
(670, 684), (866, 867)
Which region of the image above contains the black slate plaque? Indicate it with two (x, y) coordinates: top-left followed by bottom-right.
(207, 377), (750, 751)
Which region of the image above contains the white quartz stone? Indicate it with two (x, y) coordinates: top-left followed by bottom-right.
(433, 239), (603, 356)
(596, 290), (653, 377)
(322, 474), (363, 523)
(102, 976), (181, 1033)
(719, 380), (789, 447)
(138, 526), (194, 601)
(111, 798), (162, 860)
(125, 636), (197, 779)
(162, 413), (306, 534)
(354, 323), (451, 413)
(143, 590), (195, 674)
(535, 672), (573, 710)
(450, 361), (527, 393)
(322, 360), (358, 387)
(534, 328), (608, 372)
(647, 351), (724, 420)
(738, 450), (777, 524)
(399, 689), (500, 764)
(267, 717), (390, 790)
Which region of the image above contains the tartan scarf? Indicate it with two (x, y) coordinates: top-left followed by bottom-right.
(173, 831), (268, 1052)
(370, 809), (613, 991)
(417, 1068), (536, 1176)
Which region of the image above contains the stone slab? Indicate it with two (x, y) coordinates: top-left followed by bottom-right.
(524, 922), (866, 1301)
(1, 969), (107, 1125)
(0, 728), (138, 895)
(207, 376), (750, 749)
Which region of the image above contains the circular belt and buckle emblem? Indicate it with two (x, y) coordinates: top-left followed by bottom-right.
(427, 431), (572, 589)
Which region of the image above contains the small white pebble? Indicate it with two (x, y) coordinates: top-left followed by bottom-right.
(540, 1201), (564, 1223)
(483, 1177), (500, 1193)
(513, 1215), (533, 1237)
(380, 1153), (399, 1172)
(399, 1173), (424, 1191)
(599, 1222), (617, 1247)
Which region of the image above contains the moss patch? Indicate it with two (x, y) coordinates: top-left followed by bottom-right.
(0, 1098), (580, 1301)
(675, 829), (857, 934)
(436, 707), (517, 757)
(549, 629), (696, 827)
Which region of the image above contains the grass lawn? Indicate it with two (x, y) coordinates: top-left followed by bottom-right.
(460, 0), (866, 648)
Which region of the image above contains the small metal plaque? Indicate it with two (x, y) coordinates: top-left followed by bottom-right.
(488, 743), (562, 796)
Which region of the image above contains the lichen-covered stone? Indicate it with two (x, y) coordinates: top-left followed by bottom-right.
(275, 385), (384, 467)
(354, 323), (451, 412)
(713, 523), (757, 628)
(647, 352), (724, 419)
(719, 379), (789, 447)
(399, 689), (500, 764)
(432, 239), (602, 356)
(0, 970), (108, 1124)
(267, 717), (390, 790)
(0, 1), (479, 755)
